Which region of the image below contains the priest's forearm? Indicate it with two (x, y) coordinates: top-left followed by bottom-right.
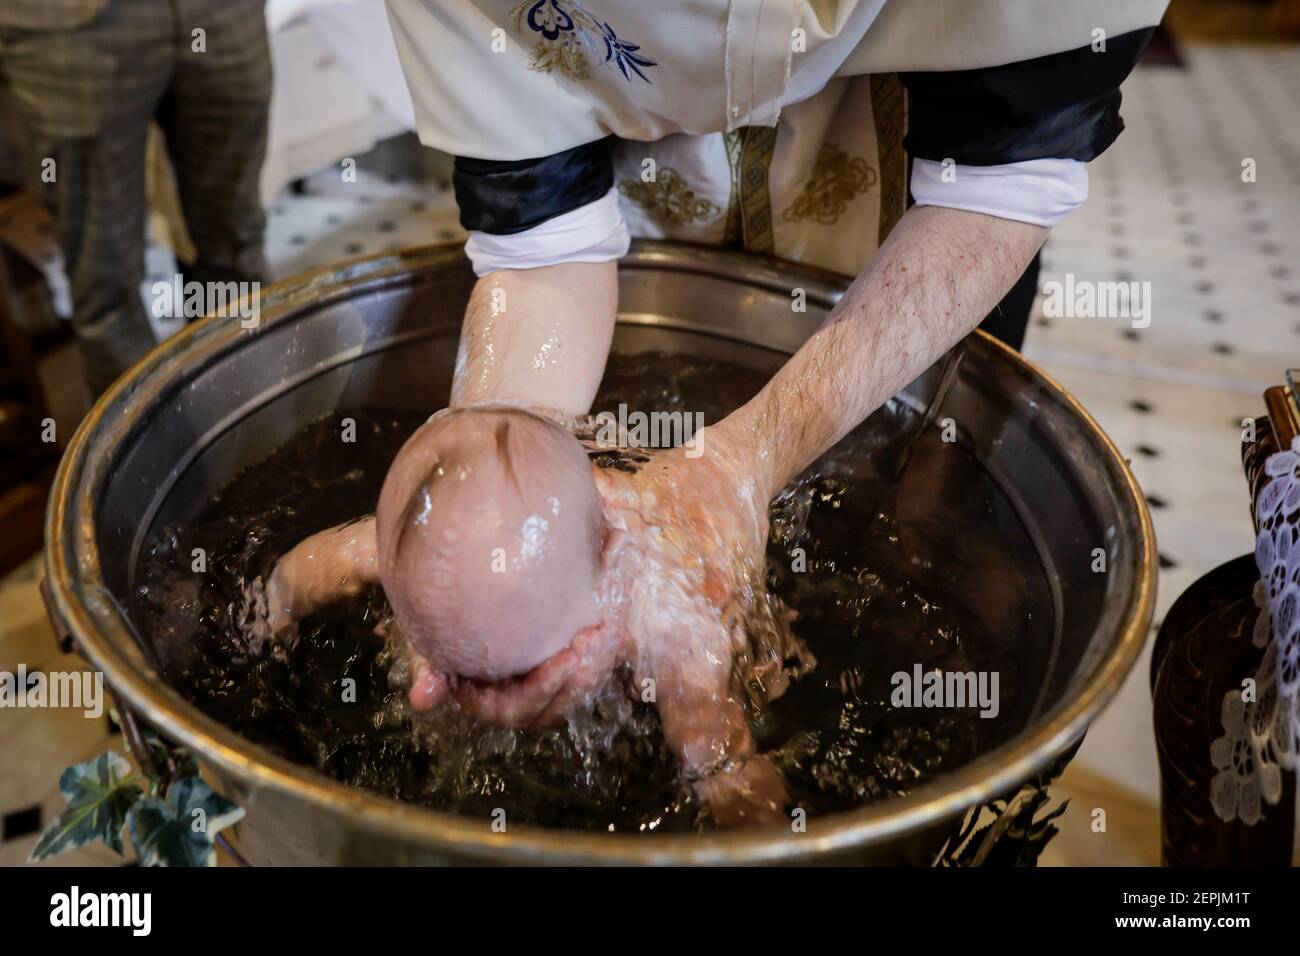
(717, 205), (1049, 500)
(450, 261), (618, 416)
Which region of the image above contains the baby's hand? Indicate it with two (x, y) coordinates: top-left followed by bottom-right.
(694, 755), (789, 828)
(636, 632), (791, 828)
(262, 518), (379, 639)
(406, 624), (626, 727)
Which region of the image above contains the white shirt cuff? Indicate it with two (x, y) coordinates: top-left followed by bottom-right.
(463, 187), (631, 277)
(910, 157), (1088, 228)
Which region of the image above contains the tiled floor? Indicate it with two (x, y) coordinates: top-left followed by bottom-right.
(262, 152), (463, 283)
(1021, 42), (1299, 819)
(1, 41), (1296, 866)
(0, 557), (127, 867)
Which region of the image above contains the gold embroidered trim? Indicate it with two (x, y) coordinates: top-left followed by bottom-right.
(870, 72), (907, 245)
(619, 168), (720, 228)
(722, 129), (745, 248)
(782, 143), (877, 226)
(737, 125), (779, 253)
(526, 38), (590, 80)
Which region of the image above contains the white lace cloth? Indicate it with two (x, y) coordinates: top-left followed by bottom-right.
(1210, 436), (1300, 831)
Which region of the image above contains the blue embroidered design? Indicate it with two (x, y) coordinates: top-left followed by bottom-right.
(526, 0), (573, 41)
(512, 1), (656, 84)
(597, 20), (654, 82)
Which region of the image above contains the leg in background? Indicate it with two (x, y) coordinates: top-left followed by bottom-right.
(160, 0), (271, 295)
(0, 1), (175, 397)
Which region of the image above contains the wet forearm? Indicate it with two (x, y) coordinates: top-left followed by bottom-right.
(450, 261), (618, 416)
(720, 205), (1049, 499)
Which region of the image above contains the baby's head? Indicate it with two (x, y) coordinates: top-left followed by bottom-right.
(375, 406), (605, 681)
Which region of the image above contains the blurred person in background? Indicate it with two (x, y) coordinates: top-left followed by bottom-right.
(0, 0), (271, 397)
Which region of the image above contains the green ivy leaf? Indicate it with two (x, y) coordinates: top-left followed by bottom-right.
(29, 751), (143, 862)
(142, 727), (200, 781)
(126, 776), (245, 867)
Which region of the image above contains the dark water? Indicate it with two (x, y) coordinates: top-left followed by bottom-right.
(135, 354), (1050, 832)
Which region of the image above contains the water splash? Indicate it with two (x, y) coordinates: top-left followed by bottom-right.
(134, 354), (1044, 831)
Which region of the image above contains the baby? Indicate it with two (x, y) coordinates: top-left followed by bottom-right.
(265, 405), (794, 826)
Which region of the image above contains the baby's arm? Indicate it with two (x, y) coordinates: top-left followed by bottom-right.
(637, 627), (788, 828)
(265, 517), (379, 635)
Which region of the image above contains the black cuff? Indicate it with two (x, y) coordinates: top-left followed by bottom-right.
(453, 138), (616, 235)
(901, 27), (1155, 166)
